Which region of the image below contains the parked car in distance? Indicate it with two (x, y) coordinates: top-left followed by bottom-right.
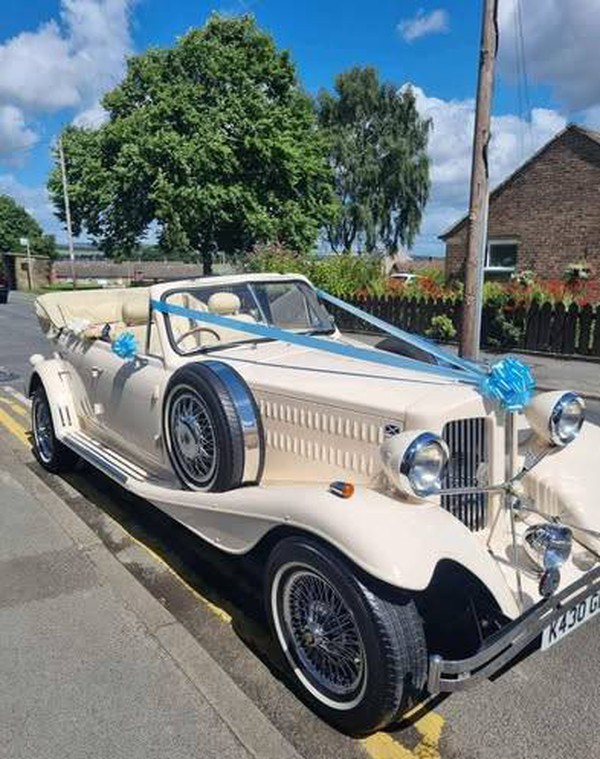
(29, 273), (600, 735)
(389, 272), (420, 284)
(0, 272), (8, 304)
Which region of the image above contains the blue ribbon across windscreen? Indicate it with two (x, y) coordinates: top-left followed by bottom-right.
(150, 292), (535, 412)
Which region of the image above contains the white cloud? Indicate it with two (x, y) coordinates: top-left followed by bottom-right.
(398, 8), (449, 43)
(498, 0), (600, 114)
(0, 106), (38, 160)
(0, 0), (134, 220)
(0, 22), (80, 112)
(73, 101), (110, 129)
(0, 0), (133, 162)
(408, 85), (566, 254)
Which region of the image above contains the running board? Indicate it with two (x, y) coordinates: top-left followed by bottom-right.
(62, 430), (152, 485)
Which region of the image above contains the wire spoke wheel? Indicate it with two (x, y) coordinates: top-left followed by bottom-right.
(280, 567), (366, 700)
(169, 389), (218, 486)
(33, 393), (54, 463)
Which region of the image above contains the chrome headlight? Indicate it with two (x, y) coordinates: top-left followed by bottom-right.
(381, 431), (449, 498)
(524, 523), (572, 571)
(549, 392), (585, 446)
(525, 391), (585, 447)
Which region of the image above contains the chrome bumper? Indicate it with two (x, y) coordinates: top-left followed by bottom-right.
(427, 564), (600, 694)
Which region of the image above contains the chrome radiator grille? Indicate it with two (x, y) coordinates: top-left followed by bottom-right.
(441, 418), (488, 531)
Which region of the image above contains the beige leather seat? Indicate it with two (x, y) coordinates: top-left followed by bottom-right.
(120, 291), (163, 354)
(205, 292), (256, 346)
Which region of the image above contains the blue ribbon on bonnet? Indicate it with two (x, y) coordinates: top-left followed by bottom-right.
(149, 292), (536, 413)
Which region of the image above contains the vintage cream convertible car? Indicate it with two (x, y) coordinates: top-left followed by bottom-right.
(30, 274), (600, 735)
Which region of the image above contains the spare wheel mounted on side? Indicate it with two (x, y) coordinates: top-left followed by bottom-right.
(163, 360), (265, 492)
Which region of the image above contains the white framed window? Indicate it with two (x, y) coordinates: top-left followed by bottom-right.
(486, 239), (518, 271)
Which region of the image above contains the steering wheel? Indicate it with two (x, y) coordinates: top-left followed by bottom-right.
(175, 326), (221, 346)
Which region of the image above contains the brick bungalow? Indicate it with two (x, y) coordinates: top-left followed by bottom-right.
(441, 124), (600, 281)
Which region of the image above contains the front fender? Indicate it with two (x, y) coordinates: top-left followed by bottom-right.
(524, 421), (600, 555)
(28, 356), (85, 439)
(132, 479), (519, 618)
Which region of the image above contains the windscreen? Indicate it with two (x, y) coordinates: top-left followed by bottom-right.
(163, 280), (333, 353)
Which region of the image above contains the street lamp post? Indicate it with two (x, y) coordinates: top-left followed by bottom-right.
(19, 236), (32, 291)
(58, 137), (77, 289)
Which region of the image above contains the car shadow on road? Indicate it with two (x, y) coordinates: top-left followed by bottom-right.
(29, 457), (445, 753)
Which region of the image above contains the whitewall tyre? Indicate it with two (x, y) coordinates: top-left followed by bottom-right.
(265, 536), (428, 736)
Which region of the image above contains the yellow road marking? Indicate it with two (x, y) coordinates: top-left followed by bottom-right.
(0, 396), (28, 418)
(362, 733), (416, 759)
(125, 529), (232, 624)
(0, 406), (29, 447)
(362, 710), (445, 759)
(413, 711), (445, 758)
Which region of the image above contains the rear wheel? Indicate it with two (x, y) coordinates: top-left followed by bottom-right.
(265, 537), (428, 735)
(31, 387), (77, 472)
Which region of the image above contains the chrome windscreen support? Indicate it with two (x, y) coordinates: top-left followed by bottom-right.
(506, 411), (525, 610)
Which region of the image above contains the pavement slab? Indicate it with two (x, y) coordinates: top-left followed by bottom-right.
(0, 438), (301, 759)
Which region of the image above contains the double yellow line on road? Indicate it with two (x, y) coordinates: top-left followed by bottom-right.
(0, 382), (445, 759)
(0, 388), (30, 446)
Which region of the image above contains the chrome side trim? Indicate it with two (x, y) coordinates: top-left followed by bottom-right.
(63, 432), (141, 484)
(427, 564), (600, 694)
(204, 360), (263, 484)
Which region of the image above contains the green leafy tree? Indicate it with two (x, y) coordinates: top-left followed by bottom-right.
(0, 194), (55, 258)
(48, 15), (335, 272)
(317, 68), (431, 254)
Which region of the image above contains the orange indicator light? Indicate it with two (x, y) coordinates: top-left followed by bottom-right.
(328, 481), (355, 499)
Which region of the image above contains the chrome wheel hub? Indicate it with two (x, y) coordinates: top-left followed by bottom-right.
(170, 390), (217, 485)
(33, 396), (54, 463)
(282, 569), (365, 697)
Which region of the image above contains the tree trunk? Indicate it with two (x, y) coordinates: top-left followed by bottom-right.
(202, 249), (212, 275)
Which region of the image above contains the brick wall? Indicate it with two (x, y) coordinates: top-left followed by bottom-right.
(443, 126), (600, 280)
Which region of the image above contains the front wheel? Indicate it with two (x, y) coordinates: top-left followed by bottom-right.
(31, 387), (77, 473)
(265, 537), (428, 735)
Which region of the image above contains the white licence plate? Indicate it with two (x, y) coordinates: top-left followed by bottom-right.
(541, 590), (600, 651)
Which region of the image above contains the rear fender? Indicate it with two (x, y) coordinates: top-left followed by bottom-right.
(28, 357), (87, 439)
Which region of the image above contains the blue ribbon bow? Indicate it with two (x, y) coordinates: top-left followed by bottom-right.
(478, 357), (536, 412)
(112, 331), (138, 360)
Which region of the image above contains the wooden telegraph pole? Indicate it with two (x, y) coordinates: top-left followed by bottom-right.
(460, 0), (499, 359)
(58, 137), (77, 289)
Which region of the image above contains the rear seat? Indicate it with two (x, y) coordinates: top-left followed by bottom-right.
(120, 293), (162, 354)
(34, 286), (259, 355)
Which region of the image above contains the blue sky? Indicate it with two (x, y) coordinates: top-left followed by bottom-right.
(0, 1), (598, 254)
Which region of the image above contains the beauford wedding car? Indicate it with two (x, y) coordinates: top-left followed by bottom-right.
(30, 273), (599, 735)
